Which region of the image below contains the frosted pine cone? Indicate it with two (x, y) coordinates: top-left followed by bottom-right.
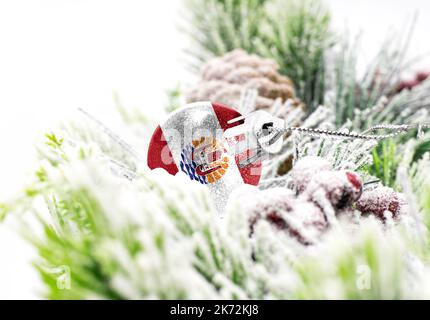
(356, 186), (406, 221)
(187, 49), (299, 111)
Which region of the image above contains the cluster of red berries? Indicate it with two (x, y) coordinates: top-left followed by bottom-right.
(291, 156), (363, 211)
(396, 71), (430, 92)
(246, 156), (406, 245)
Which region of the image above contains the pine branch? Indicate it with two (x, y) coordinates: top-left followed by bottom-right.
(256, 0), (331, 112)
(183, 0), (270, 70)
(326, 19), (422, 128)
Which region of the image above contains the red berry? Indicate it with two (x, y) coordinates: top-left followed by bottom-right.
(356, 186), (405, 221)
(303, 170), (363, 210)
(291, 156), (332, 192)
(396, 71), (430, 92)
(415, 71), (430, 82)
(346, 171), (362, 190)
(246, 188), (327, 245)
(397, 79), (419, 91)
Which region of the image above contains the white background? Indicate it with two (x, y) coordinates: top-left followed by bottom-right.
(0, 0), (429, 299)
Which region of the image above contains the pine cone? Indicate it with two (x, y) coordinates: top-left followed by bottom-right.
(187, 49), (300, 111)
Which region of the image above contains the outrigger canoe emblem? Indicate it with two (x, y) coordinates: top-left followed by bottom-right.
(181, 136), (229, 184)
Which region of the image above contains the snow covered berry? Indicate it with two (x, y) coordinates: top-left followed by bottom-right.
(245, 187), (327, 245)
(303, 170), (363, 211)
(291, 156), (332, 192)
(396, 70), (430, 92)
(243, 187), (296, 216)
(356, 186), (406, 221)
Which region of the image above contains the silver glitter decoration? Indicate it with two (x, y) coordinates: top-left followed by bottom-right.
(160, 102), (245, 214)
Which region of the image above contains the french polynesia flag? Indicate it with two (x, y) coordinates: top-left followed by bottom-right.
(147, 102), (262, 212)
